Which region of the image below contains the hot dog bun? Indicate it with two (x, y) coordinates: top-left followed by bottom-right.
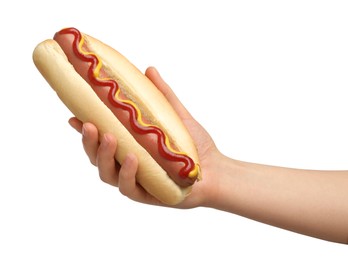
(32, 28), (201, 205)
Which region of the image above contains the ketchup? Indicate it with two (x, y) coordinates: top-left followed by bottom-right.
(57, 28), (198, 180)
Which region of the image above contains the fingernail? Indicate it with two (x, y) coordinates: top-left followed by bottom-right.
(101, 134), (110, 148)
(123, 153), (137, 168)
(82, 124), (87, 137)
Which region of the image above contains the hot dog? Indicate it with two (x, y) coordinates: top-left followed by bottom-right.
(33, 27), (201, 205)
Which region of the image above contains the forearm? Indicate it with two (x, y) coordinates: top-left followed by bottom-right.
(206, 154), (348, 244)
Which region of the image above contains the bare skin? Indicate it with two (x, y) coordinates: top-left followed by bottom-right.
(69, 67), (348, 244)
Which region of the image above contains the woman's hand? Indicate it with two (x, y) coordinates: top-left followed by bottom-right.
(69, 67), (220, 208)
(68, 67), (348, 243)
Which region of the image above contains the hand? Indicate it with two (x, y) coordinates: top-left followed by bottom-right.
(69, 67), (220, 208)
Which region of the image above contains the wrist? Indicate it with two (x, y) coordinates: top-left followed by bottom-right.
(200, 152), (241, 211)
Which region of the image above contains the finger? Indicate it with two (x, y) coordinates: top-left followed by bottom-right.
(82, 122), (100, 166)
(118, 153), (147, 200)
(68, 117), (83, 133)
(97, 134), (120, 186)
(145, 66), (192, 120)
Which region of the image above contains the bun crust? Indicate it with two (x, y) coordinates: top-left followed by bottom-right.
(33, 38), (198, 205)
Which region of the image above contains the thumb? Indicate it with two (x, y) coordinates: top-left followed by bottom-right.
(145, 67), (192, 121)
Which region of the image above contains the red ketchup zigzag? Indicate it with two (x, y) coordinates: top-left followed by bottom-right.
(57, 27), (199, 182)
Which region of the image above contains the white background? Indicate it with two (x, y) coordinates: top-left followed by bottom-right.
(1, 0), (348, 259)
